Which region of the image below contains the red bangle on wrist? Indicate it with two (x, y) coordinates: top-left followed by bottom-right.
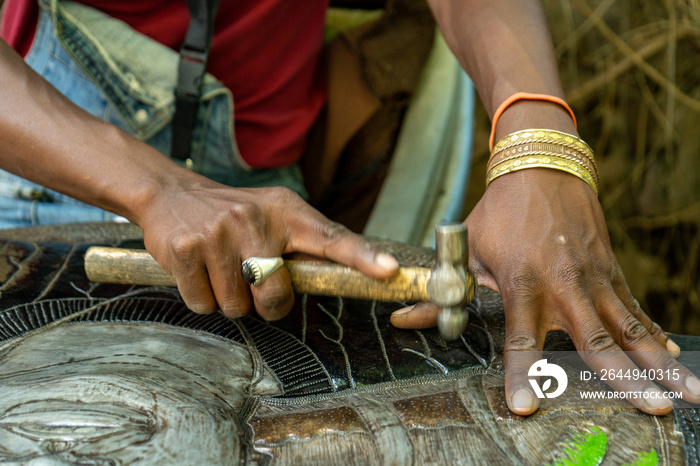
(489, 92), (577, 150)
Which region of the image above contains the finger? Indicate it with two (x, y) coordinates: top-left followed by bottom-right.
(578, 347), (674, 415)
(287, 213), (399, 279)
(250, 266), (295, 321)
(569, 306), (674, 415)
(238, 229), (295, 321)
(390, 302), (438, 329)
(204, 248), (252, 319)
(596, 291), (700, 405)
(502, 295), (544, 416)
(172, 261), (218, 314)
(151, 232), (221, 314)
(613, 279), (680, 357)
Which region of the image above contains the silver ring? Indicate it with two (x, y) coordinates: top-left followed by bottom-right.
(241, 257), (284, 286)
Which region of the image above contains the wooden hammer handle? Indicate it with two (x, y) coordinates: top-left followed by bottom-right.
(85, 247), (431, 303)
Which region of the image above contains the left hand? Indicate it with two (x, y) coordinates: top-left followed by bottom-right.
(391, 168), (700, 415)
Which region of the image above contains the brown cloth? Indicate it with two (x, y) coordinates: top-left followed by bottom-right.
(303, 0), (435, 232)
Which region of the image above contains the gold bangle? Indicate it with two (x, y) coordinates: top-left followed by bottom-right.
(486, 153), (599, 196)
(487, 142), (599, 187)
(491, 129), (597, 175)
(490, 138), (596, 170)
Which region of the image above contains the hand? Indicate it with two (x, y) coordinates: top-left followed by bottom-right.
(391, 169), (700, 415)
(135, 172), (399, 321)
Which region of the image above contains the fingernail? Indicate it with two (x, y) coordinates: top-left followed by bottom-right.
(392, 305), (414, 316)
(375, 252), (399, 270)
(667, 339), (681, 358)
(686, 376), (700, 397)
(644, 387), (673, 411)
(510, 388), (536, 413)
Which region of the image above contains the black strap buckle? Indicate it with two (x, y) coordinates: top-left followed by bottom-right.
(171, 0), (220, 162)
(176, 47), (208, 98)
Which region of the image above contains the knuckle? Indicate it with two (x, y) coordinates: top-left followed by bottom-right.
(619, 316), (648, 345)
(649, 322), (665, 338)
(260, 290), (290, 312)
(227, 202), (266, 239)
(268, 186), (302, 205)
(320, 221), (352, 245)
(582, 330), (617, 352)
(608, 261), (627, 283)
(169, 235), (202, 263)
(503, 267), (544, 300)
(256, 287), (294, 320)
(651, 354), (679, 372)
(658, 356), (681, 372)
(629, 299), (649, 320)
(549, 258), (586, 291)
(505, 334), (539, 352)
(229, 200), (263, 223)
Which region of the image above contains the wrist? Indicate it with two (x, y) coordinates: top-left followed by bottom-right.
(86, 126), (199, 226)
(494, 99), (578, 141)
(117, 158), (209, 229)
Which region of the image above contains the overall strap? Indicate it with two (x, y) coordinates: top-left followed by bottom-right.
(171, 0), (220, 162)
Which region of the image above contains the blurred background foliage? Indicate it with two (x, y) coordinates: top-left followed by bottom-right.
(467, 0), (700, 335)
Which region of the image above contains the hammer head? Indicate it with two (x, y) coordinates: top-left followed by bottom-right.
(425, 223), (477, 340)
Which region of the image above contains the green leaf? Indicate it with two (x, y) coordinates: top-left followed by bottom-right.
(622, 449), (658, 466)
(549, 425), (608, 466)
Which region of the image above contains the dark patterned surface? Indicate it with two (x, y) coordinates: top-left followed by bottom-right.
(0, 234), (494, 399)
(0, 224), (696, 464)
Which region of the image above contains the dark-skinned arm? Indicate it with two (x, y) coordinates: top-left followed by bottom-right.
(0, 38), (399, 320)
(391, 0), (700, 416)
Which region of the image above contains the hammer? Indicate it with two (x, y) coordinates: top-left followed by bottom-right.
(84, 224), (477, 340)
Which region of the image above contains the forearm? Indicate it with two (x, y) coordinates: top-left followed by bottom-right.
(427, 0), (577, 140)
(0, 39), (195, 225)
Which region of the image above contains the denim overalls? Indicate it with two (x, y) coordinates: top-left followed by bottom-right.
(0, 0), (307, 228)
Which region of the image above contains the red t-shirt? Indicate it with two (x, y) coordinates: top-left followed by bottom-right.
(0, 0), (328, 168)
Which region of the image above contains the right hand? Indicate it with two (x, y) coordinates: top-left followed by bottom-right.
(134, 174), (399, 321)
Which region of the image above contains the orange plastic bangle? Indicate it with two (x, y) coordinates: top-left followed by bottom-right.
(489, 92), (577, 150)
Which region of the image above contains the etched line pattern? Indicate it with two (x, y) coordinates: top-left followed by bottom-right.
(0, 297), (248, 346)
(399, 329), (450, 375)
(241, 315), (334, 396)
(0, 242), (39, 296)
(371, 300), (396, 381)
(465, 300), (497, 366)
(232, 318), (267, 391)
(301, 293), (308, 344)
(317, 299), (355, 389)
(69, 280), (100, 298)
(34, 244), (77, 302)
(460, 334), (488, 368)
(401, 348), (449, 375)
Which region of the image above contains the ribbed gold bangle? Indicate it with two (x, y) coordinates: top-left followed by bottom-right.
(492, 128), (594, 154)
(490, 129), (597, 177)
(486, 153), (599, 196)
(487, 142), (599, 187)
